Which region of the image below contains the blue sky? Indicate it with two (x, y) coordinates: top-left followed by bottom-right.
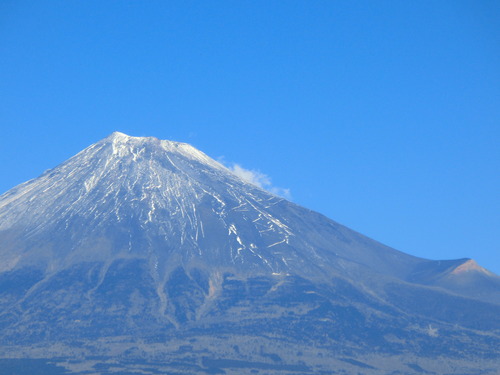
(1, 1), (499, 273)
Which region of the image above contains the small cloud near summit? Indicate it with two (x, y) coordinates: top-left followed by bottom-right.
(229, 164), (270, 188)
(226, 163), (291, 200)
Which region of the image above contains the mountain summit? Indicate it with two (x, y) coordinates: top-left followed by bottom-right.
(0, 131), (423, 279)
(0, 132), (499, 374)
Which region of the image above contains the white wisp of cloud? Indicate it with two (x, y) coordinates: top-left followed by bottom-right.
(227, 163), (291, 200)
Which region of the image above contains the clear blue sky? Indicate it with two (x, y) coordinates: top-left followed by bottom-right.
(1, 1), (499, 274)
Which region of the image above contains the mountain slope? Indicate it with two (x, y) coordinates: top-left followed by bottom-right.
(0, 132), (499, 374)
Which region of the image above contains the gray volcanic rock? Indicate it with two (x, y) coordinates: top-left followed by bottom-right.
(0, 132), (499, 374)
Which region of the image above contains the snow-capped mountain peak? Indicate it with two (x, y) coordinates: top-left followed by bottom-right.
(0, 133), (297, 274)
(0, 132), (499, 374)
(0, 133), (497, 290)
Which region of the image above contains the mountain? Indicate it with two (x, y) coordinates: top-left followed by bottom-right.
(0, 132), (499, 375)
